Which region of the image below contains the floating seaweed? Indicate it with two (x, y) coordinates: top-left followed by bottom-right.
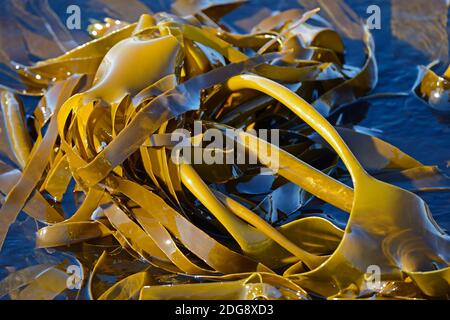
(415, 62), (450, 113)
(0, 0), (449, 300)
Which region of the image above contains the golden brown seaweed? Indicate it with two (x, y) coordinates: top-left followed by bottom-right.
(0, 2), (448, 300)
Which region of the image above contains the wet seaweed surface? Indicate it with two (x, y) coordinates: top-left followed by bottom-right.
(0, 0), (449, 300)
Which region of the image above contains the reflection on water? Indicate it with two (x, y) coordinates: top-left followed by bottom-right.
(0, 0), (449, 299)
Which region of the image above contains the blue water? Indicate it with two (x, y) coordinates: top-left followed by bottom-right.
(227, 0), (450, 230)
(0, 0), (449, 294)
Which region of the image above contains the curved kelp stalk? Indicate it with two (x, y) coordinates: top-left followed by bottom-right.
(0, 5), (449, 300)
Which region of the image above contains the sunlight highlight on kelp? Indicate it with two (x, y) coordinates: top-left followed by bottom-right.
(0, 0), (449, 300)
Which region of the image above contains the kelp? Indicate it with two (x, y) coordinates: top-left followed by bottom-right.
(0, 91), (31, 169)
(140, 272), (309, 300)
(391, 0), (449, 63)
(0, 0), (449, 301)
(414, 63), (450, 113)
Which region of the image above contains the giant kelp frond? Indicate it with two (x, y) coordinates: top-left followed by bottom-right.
(0, 1), (449, 300)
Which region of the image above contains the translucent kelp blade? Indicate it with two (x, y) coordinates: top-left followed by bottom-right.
(375, 166), (450, 192)
(407, 267), (450, 297)
(110, 178), (259, 273)
(12, 267), (68, 300)
(0, 0), (79, 94)
(87, 250), (151, 300)
(171, 0), (247, 21)
(132, 207), (218, 274)
(297, 0), (364, 40)
(312, 28), (377, 116)
(89, 0), (152, 22)
(391, 0), (449, 63)
(98, 271), (151, 300)
(311, 127), (423, 171)
(140, 272), (308, 300)
(36, 221), (111, 248)
(0, 264), (54, 298)
(74, 54), (278, 187)
(219, 128), (354, 212)
(101, 203), (174, 265)
(226, 75), (450, 297)
(215, 190), (343, 255)
(0, 3), (448, 300)
(0, 162), (63, 223)
(0, 76), (83, 250)
(0, 91), (31, 169)
(254, 63), (345, 83)
(0, 2), (150, 95)
(291, 175), (450, 297)
(316, 127), (450, 192)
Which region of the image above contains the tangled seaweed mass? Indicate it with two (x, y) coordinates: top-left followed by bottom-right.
(0, 0), (449, 300)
